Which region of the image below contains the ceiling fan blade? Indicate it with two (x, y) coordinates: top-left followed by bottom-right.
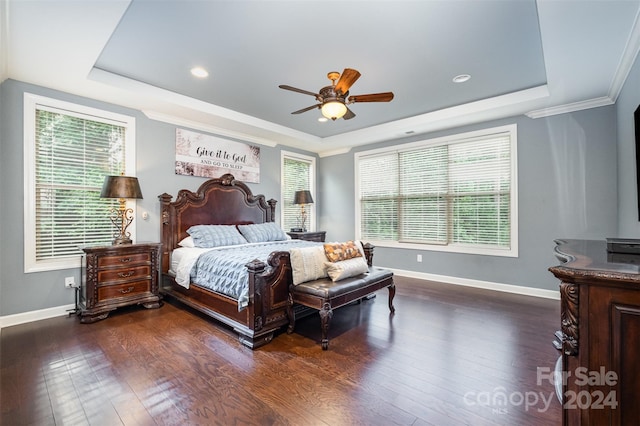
(279, 85), (319, 98)
(348, 92), (394, 103)
(334, 68), (361, 95)
(343, 106), (356, 120)
(291, 104), (321, 114)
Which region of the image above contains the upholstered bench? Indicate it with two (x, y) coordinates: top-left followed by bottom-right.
(287, 244), (395, 350)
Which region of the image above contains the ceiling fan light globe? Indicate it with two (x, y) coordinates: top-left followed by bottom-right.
(321, 101), (347, 120)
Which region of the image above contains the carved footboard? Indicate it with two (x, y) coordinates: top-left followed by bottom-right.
(243, 251), (294, 347)
(161, 252), (294, 349)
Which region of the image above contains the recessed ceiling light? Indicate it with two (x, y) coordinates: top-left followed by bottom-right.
(318, 117), (328, 123)
(191, 67), (209, 78)
(453, 74), (471, 83)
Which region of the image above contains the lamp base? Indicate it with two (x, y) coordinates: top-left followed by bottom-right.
(112, 236), (133, 245)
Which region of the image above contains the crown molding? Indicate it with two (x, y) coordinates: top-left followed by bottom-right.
(89, 67), (317, 144)
(528, 7), (640, 119)
(321, 85), (549, 148)
(526, 96), (614, 119)
(317, 147), (352, 158)
(608, 5), (640, 102)
(142, 110), (279, 147)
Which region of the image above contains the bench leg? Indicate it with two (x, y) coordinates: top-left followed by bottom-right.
(319, 302), (333, 350)
(286, 294), (295, 334)
(388, 283), (396, 314)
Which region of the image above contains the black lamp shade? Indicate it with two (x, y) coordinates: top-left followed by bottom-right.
(294, 190), (313, 205)
(100, 176), (143, 199)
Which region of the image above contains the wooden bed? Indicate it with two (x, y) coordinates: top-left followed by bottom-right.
(158, 174), (296, 349)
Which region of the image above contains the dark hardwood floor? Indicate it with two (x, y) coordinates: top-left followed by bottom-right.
(1, 276), (562, 425)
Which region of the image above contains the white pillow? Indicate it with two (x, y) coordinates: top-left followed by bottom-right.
(290, 246), (328, 285)
(325, 256), (369, 282)
(178, 236), (195, 247)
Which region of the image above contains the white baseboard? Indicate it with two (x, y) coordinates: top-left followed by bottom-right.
(390, 268), (560, 300)
(0, 304), (76, 329)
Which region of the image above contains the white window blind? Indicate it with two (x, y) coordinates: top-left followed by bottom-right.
(359, 154), (399, 240)
(357, 126), (516, 255)
(399, 145), (449, 244)
(448, 135), (511, 247)
(24, 94), (135, 272)
(281, 153), (315, 232)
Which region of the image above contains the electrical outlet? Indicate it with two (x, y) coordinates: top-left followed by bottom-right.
(417, 254), (423, 263)
(65, 276), (75, 288)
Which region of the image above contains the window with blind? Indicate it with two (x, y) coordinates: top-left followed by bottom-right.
(355, 124), (517, 257)
(281, 151), (316, 232)
(24, 93), (136, 272)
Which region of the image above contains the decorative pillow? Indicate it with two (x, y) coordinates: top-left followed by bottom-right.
(290, 246), (328, 285)
(178, 236), (195, 248)
(186, 225), (248, 248)
(238, 222), (289, 243)
(325, 257), (369, 282)
(323, 241), (363, 263)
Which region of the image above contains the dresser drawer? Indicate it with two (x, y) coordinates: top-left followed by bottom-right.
(97, 265), (151, 283)
(98, 252), (150, 268)
(97, 279), (151, 302)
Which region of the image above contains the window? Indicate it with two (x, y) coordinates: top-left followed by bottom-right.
(281, 151), (316, 232)
(24, 93), (136, 272)
(355, 124), (518, 257)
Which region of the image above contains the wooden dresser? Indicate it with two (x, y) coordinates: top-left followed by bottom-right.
(79, 243), (162, 323)
(549, 239), (640, 425)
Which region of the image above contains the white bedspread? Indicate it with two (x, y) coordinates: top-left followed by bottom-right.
(170, 246), (216, 288)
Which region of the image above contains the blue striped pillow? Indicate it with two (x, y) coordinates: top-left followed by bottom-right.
(238, 222), (288, 243)
(187, 225), (248, 248)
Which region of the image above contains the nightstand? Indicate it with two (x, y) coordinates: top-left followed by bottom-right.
(287, 231), (326, 242)
(79, 243), (162, 323)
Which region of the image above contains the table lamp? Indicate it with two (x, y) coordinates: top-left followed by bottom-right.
(293, 190), (314, 232)
(100, 175), (143, 245)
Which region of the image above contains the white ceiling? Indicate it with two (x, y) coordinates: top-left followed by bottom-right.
(2, 0), (640, 156)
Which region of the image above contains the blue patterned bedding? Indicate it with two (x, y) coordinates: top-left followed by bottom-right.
(189, 240), (320, 310)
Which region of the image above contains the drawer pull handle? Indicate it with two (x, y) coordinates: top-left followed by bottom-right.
(118, 271), (134, 278)
(120, 257), (132, 263)
(120, 286), (135, 294)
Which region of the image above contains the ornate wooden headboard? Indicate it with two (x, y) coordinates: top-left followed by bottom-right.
(158, 174), (277, 273)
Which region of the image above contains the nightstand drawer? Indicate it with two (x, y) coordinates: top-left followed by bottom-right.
(97, 279), (151, 302)
(98, 252), (150, 268)
(97, 265), (151, 283)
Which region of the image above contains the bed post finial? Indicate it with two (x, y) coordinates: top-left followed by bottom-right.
(362, 242), (375, 266)
(267, 199), (277, 222)
(159, 192), (173, 204)
(220, 174), (235, 185)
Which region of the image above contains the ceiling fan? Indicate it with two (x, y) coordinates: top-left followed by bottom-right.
(279, 68), (394, 121)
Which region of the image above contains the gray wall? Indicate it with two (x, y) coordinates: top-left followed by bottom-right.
(319, 108), (618, 292)
(0, 79), (315, 316)
(0, 73), (623, 316)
